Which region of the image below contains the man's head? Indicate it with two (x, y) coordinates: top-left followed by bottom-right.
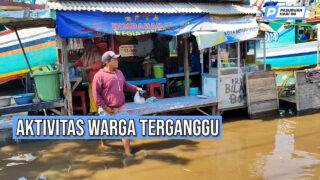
(83, 39), (94, 52)
(102, 51), (120, 71)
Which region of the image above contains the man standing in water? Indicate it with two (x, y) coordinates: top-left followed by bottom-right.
(92, 51), (142, 157)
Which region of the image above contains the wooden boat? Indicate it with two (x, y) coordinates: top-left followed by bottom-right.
(0, 27), (57, 84)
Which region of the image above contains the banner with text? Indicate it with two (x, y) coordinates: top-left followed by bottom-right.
(13, 116), (222, 139)
(56, 11), (207, 38)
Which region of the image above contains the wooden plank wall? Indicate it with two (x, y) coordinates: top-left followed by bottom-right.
(295, 71), (320, 115)
(246, 71), (279, 119)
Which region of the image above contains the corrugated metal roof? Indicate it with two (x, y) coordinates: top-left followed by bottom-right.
(190, 3), (258, 15)
(46, 1), (258, 15)
(48, 0), (248, 3)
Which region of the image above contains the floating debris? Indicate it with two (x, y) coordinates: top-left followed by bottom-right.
(35, 174), (47, 180)
(5, 153), (36, 162)
(183, 169), (193, 173)
(6, 162), (26, 167)
(17, 177), (27, 180)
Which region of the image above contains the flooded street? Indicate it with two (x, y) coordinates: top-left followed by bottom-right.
(0, 114), (319, 180)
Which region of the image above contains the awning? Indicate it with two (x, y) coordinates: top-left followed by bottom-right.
(190, 15), (259, 49)
(56, 11), (208, 38)
(210, 15), (259, 44)
(193, 31), (227, 50)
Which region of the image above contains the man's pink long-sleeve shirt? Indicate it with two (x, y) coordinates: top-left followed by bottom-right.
(92, 69), (137, 109)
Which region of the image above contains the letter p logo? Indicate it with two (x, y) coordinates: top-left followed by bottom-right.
(267, 7), (277, 17)
(264, 7), (278, 20)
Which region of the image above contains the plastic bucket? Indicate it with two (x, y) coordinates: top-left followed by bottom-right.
(32, 71), (61, 101)
(153, 63), (164, 78)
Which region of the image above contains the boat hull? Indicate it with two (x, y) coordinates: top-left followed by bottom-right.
(260, 41), (318, 70)
(0, 27), (57, 84)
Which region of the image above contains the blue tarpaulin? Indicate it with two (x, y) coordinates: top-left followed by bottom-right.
(56, 11), (209, 38)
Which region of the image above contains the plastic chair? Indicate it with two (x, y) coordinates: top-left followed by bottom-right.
(146, 83), (164, 99)
(72, 90), (87, 115)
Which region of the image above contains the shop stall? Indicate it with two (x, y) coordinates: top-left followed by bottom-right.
(49, 1), (259, 115)
(0, 1), (261, 117)
(0, 1), (262, 117)
(193, 15), (272, 115)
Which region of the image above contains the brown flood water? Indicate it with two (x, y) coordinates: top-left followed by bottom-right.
(0, 114), (320, 180)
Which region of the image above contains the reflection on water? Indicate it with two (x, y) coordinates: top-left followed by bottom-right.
(251, 118), (320, 180)
(0, 115), (319, 180)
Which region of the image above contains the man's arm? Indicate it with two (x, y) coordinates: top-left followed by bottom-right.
(124, 81), (139, 94)
(70, 60), (83, 68)
(120, 71), (140, 93)
(92, 75), (107, 108)
(83, 61), (102, 71)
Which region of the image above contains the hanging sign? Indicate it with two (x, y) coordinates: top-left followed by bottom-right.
(119, 45), (137, 57)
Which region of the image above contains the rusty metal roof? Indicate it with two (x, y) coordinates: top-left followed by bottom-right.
(46, 1), (257, 15)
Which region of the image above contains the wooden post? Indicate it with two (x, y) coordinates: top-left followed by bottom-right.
(237, 42), (240, 67)
(254, 40), (256, 64)
(200, 49), (204, 74)
(211, 105), (217, 115)
(60, 38), (73, 115)
(208, 48), (212, 74)
(111, 35), (115, 51)
(26, 73), (32, 93)
(317, 26), (320, 66)
(183, 35), (190, 96)
(264, 39), (267, 71)
(200, 49), (204, 96)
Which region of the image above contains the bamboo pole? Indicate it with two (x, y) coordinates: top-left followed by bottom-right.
(61, 38), (73, 115)
(14, 27), (39, 95)
(14, 27), (33, 74)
